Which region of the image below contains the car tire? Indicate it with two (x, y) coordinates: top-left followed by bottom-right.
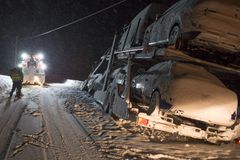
(147, 91), (160, 115)
(169, 25), (180, 45)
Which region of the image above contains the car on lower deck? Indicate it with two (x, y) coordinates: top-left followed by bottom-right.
(132, 60), (239, 143)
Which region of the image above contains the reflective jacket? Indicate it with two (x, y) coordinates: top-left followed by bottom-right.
(10, 68), (23, 82)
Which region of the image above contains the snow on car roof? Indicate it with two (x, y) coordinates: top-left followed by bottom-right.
(147, 60), (225, 87)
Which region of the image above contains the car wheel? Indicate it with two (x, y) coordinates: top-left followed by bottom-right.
(147, 91), (160, 115)
(169, 25), (180, 45)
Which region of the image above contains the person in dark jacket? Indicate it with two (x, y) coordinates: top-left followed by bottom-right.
(9, 67), (23, 98)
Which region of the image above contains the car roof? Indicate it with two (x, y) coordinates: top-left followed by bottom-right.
(147, 60), (225, 87)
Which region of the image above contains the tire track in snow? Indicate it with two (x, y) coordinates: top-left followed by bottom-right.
(3, 86), (107, 160)
(0, 99), (27, 159)
(39, 88), (106, 160)
(3, 88), (52, 160)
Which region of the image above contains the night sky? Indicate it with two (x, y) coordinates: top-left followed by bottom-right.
(0, 0), (177, 82)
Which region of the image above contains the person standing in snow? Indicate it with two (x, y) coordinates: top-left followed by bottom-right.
(9, 67), (23, 98)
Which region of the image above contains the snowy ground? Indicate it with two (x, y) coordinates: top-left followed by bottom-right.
(0, 75), (240, 160)
(58, 88), (240, 160)
(0, 75), (11, 96)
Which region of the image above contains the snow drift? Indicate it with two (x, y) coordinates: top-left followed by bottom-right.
(0, 75), (12, 94)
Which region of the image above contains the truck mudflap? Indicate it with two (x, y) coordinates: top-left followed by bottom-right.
(137, 113), (240, 144)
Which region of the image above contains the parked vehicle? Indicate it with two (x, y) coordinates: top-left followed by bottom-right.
(117, 3), (167, 51)
(133, 60), (239, 143)
(144, 0), (240, 63)
(82, 54), (109, 94)
(102, 63), (147, 119)
(116, 1), (240, 66)
(132, 60), (237, 122)
(83, 49), (126, 96)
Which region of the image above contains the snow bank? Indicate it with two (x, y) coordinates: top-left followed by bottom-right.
(0, 75), (12, 94)
(64, 79), (84, 88)
(49, 79), (84, 88)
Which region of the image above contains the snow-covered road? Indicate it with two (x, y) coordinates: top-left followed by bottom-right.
(0, 77), (240, 160)
(0, 84), (106, 160)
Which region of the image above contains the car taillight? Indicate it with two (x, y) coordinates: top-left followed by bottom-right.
(137, 117), (149, 126)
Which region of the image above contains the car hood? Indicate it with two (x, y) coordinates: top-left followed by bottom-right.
(168, 75), (238, 127)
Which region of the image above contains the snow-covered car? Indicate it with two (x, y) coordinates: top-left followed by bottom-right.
(145, 0), (240, 55)
(101, 63), (149, 119)
(132, 60), (239, 143)
(18, 53), (46, 85)
(117, 3), (167, 51)
(82, 53), (109, 94)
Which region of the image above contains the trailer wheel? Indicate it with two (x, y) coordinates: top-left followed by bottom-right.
(169, 25), (180, 45)
(147, 91), (160, 115)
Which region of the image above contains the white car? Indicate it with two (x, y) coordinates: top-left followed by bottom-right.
(132, 60), (239, 143)
(18, 53), (46, 85)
